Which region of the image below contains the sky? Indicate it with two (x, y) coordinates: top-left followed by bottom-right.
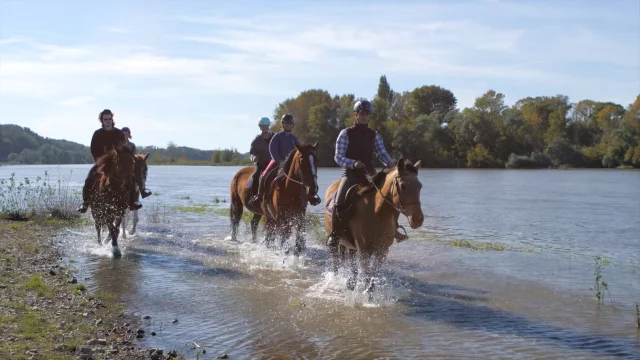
(1, 0), (639, 153)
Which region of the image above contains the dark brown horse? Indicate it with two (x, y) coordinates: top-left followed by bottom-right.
(89, 144), (137, 257)
(323, 158), (424, 294)
(229, 142), (319, 256)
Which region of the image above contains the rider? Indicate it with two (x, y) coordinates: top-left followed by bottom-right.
(248, 114), (298, 207)
(77, 110), (142, 213)
(121, 126), (152, 199)
(248, 117), (275, 200)
(327, 99), (409, 247)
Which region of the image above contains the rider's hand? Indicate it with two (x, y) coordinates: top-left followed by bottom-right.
(353, 161), (365, 169)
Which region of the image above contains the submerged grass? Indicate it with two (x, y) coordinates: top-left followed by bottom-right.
(420, 236), (536, 252)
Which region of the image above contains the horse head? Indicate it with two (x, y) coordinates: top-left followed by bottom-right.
(134, 152), (150, 192)
(293, 141), (319, 200)
(97, 144), (136, 191)
(389, 157), (424, 229)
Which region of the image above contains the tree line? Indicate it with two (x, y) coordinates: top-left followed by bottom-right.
(269, 76), (640, 169)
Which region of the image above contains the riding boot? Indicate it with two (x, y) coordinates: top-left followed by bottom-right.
(248, 175), (266, 207)
(135, 176), (152, 198)
(326, 176), (353, 247)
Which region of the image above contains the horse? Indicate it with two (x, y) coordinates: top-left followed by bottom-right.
(323, 158), (424, 294)
(264, 142), (320, 256)
(121, 153), (149, 239)
(229, 166), (268, 243)
(229, 142), (319, 255)
(89, 144), (137, 257)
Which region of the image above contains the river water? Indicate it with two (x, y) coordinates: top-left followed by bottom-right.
(1, 164), (639, 359)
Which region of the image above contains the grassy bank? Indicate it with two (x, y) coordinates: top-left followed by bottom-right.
(0, 171), (186, 359)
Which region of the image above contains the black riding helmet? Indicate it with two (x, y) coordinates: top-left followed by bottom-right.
(281, 114), (295, 124)
(353, 100), (373, 114)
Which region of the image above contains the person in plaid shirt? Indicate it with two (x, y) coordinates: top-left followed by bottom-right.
(327, 99), (408, 247)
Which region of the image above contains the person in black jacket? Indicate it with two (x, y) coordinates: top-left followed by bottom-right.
(77, 110), (142, 213)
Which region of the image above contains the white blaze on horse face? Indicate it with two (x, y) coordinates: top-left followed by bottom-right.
(309, 155), (316, 176)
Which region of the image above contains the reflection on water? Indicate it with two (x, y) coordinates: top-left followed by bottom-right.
(3, 165), (640, 359)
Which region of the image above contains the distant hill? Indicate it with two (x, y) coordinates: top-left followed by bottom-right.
(0, 124), (249, 166)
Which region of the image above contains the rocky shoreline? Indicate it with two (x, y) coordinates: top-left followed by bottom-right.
(0, 219), (184, 360)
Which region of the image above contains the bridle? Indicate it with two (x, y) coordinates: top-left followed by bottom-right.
(284, 152), (319, 196)
(366, 172), (421, 216)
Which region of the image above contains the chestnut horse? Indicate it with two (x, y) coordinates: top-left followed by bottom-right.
(323, 158), (424, 293)
(230, 142), (320, 256)
(89, 144), (137, 257)
(122, 152), (150, 239)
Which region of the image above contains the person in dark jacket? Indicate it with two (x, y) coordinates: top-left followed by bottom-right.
(77, 110), (142, 213)
(327, 99), (409, 247)
(247, 117), (274, 200)
(248, 114), (299, 207)
(121, 126), (152, 200)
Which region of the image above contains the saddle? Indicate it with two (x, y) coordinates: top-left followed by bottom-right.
(325, 170), (388, 219)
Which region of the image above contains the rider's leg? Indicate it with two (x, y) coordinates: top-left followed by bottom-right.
(250, 163), (261, 196)
(327, 175), (358, 247)
(77, 165), (98, 213)
(249, 160), (275, 205)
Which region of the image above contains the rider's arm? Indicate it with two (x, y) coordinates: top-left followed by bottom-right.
(249, 136), (258, 163)
(334, 129), (357, 169)
(374, 132), (394, 168)
(90, 130), (100, 161)
(269, 133), (282, 162)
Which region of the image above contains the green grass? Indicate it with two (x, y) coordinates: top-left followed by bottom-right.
(421, 236), (536, 252)
(23, 274), (51, 298)
(170, 204), (214, 213)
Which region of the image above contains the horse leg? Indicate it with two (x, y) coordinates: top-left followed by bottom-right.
(121, 210), (128, 240)
(250, 213), (262, 243)
(347, 248), (358, 291)
(95, 220), (102, 245)
(293, 215), (306, 257)
(109, 218), (122, 258)
(329, 243), (340, 275)
(230, 198), (243, 242)
(264, 217), (276, 248)
(130, 209), (138, 235)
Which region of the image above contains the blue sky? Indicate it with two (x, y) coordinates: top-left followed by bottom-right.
(1, 0), (638, 153)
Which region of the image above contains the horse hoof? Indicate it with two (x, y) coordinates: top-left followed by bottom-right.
(112, 246), (122, 258)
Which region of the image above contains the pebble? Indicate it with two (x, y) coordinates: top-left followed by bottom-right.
(143, 315), (151, 319)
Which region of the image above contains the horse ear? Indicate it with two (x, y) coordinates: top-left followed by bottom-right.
(143, 152), (150, 160)
(396, 157), (406, 173)
(414, 160), (422, 170)
(294, 142), (302, 152)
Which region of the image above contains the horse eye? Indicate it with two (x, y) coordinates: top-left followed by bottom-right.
(399, 183), (406, 191)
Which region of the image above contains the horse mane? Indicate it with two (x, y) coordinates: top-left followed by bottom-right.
(278, 143), (316, 174)
(96, 144), (133, 190)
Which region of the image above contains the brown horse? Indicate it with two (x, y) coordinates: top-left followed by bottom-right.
(122, 152), (150, 238)
(229, 142), (319, 256)
(89, 144), (137, 257)
(323, 158), (424, 293)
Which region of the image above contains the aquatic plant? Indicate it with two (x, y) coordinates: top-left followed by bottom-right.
(0, 171), (81, 221)
(590, 256), (613, 305)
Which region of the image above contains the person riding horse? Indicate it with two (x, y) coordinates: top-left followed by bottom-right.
(248, 113), (321, 207)
(248, 117), (275, 201)
(327, 99), (409, 247)
(77, 110), (147, 214)
(121, 126), (152, 199)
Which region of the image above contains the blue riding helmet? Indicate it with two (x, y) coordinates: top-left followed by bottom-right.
(258, 117), (271, 126)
